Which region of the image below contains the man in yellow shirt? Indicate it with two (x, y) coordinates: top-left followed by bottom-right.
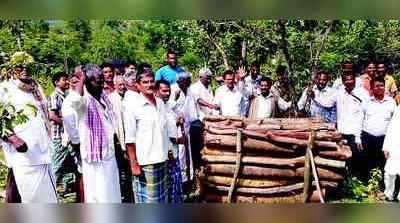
(376, 63), (400, 104)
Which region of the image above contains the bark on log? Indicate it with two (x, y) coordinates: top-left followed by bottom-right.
(201, 154), (346, 169)
(318, 146), (352, 160)
(205, 164), (344, 181)
(205, 181), (337, 195)
(204, 189), (325, 203)
(205, 133), (296, 154)
(205, 175), (293, 188)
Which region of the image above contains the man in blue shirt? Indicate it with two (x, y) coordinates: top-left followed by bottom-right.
(155, 49), (184, 84)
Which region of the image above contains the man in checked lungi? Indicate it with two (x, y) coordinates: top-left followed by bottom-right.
(123, 69), (176, 203)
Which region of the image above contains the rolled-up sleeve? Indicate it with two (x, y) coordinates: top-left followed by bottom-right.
(123, 94), (137, 144)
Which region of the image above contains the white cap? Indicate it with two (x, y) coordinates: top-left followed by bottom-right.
(177, 71), (192, 80)
(199, 68), (213, 77)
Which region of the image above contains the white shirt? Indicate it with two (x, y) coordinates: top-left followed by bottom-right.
(61, 93), (80, 145)
(297, 85), (337, 123)
(188, 80), (214, 121)
(109, 91), (126, 151)
(0, 81), (51, 166)
(362, 96), (396, 137)
(68, 90), (116, 162)
(314, 87), (370, 143)
(383, 106), (400, 174)
(213, 85), (246, 116)
(254, 92), (291, 119)
(123, 92), (174, 166)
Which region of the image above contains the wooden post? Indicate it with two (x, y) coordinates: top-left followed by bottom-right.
(227, 129), (242, 203)
(303, 130), (316, 203)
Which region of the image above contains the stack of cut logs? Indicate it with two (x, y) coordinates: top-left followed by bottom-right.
(200, 115), (352, 203)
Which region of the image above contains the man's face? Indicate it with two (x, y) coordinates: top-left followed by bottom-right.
(102, 67), (114, 83)
(224, 74), (235, 90)
(277, 74), (288, 85)
(200, 75), (212, 86)
(18, 69), (33, 84)
(366, 63), (376, 78)
(372, 80), (385, 99)
(260, 80), (272, 96)
(69, 75), (79, 89)
(167, 53), (177, 68)
(376, 64), (386, 78)
(115, 79), (127, 96)
(177, 78), (190, 92)
(250, 66), (258, 78)
(316, 73), (328, 90)
(87, 71), (104, 92)
(57, 76), (70, 91)
(342, 74), (355, 92)
(138, 74), (155, 95)
(14, 67), (23, 77)
(157, 83), (171, 103)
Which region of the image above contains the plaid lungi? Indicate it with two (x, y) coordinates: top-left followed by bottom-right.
(132, 162), (169, 203)
(168, 159), (183, 203)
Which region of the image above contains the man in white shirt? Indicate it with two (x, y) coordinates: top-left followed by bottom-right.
(297, 70), (337, 123)
(187, 68), (219, 170)
(214, 70), (247, 117)
(332, 62), (362, 91)
(124, 71), (174, 203)
(382, 105), (400, 202)
(237, 62), (262, 105)
(248, 76), (291, 119)
(69, 64), (121, 203)
(0, 68), (58, 203)
(361, 77), (396, 181)
(314, 71), (370, 178)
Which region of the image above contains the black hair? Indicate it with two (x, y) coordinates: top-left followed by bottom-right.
(259, 76), (273, 85)
(223, 70), (235, 79)
(155, 79), (170, 90)
(100, 62), (114, 71)
(125, 60), (136, 67)
(52, 72), (69, 86)
(276, 65), (287, 76)
(167, 49), (176, 57)
(370, 76), (385, 88)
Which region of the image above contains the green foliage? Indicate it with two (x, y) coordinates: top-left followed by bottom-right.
(340, 168), (383, 203)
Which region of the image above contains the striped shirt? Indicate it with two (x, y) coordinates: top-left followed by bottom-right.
(48, 88), (66, 140)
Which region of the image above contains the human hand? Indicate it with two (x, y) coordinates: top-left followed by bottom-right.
(8, 134), (28, 153)
(130, 160), (142, 176)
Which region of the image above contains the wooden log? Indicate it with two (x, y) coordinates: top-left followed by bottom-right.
(303, 131), (315, 203)
(204, 189), (325, 203)
(205, 133), (296, 154)
(227, 129), (243, 203)
(201, 154), (346, 169)
(205, 181), (337, 195)
(205, 175), (293, 188)
(319, 145), (352, 160)
(205, 164), (344, 181)
(241, 130), (338, 150)
(204, 115), (244, 122)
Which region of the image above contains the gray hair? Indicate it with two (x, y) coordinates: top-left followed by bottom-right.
(113, 75), (125, 85)
(82, 64), (102, 80)
(199, 68), (213, 77)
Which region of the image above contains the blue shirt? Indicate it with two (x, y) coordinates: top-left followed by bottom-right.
(155, 65), (184, 84)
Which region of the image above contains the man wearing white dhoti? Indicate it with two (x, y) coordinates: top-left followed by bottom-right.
(69, 64), (121, 203)
(0, 68), (58, 203)
(382, 104), (400, 202)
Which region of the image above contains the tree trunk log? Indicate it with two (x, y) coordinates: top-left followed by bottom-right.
(205, 175), (293, 188)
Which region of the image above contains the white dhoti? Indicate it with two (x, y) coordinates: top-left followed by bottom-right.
(13, 164), (58, 203)
(82, 157), (121, 203)
(180, 125), (194, 182)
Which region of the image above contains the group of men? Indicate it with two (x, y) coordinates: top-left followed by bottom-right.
(1, 49), (400, 203)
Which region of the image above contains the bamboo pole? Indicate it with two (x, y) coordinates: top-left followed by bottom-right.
(302, 130), (315, 202)
(227, 129), (242, 203)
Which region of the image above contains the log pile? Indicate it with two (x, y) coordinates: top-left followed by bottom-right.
(200, 115), (352, 204)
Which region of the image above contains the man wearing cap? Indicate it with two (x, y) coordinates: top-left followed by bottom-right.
(0, 67), (58, 203)
(155, 49), (184, 84)
(187, 68), (219, 170)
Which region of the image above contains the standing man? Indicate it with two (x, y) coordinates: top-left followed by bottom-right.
(248, 76), (291, 119)
(69, 64), (121, 203)
(213, 70), (247, 117)
(187, 68), (219, 170)
(270, 65), (294, 117)
(101, 63), (115, 95)
(48, 72), (73, 197)
(0, 67), (58, 203)
(375, 62), (398, 98)
(109, 75), (133, 203)
(332, 62), (363, 91)
(123, 71), (173, 203)
(297, 70), (337, 123)
(382, 103), (400, 202)
(155, 49), (184, 84)
(314, 70), (370, 178)
(361, 77), (396, 181)
(238, 62), (262, 98)
(156, 79), (184, 203)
